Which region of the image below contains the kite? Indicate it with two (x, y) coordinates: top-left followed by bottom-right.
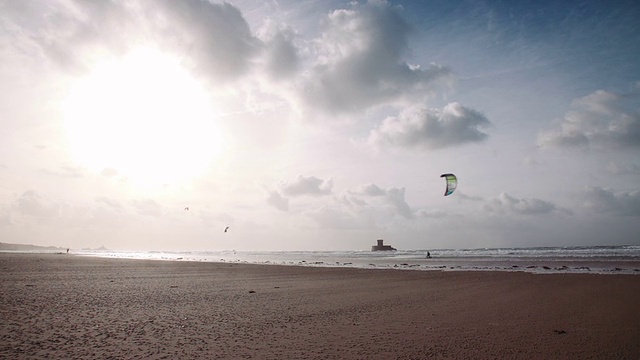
(440, 173), (457, 196)
(184, 207), (189, 211)
(224, 226), (229, 233)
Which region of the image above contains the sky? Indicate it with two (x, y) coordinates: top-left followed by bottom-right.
(1, 0), (639, 251)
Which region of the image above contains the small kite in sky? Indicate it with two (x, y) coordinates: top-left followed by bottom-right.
(184, 207), (189, 211)
(440, 173), (457, 196)
(224, 226), (229, 233)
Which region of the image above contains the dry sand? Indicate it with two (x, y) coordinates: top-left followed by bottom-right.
(1, 253), (639, 359)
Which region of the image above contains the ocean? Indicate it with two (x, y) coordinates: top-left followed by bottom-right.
(61, 245), (640, 275)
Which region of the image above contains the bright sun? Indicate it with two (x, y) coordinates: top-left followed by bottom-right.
(63, 48), (226, 188)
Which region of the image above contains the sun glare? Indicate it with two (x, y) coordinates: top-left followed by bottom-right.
(63, 48), (226, 189)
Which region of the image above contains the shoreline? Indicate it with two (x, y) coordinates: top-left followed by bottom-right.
(4, 243), (640, 275)
(63, 250), (640, 275)
(2, 253), (640, 359)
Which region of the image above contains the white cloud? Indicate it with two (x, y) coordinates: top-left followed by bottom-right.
(356, 183), (386, 196)
(343, 183), (413, 219)
(455, 192), (484, 202)
(15, 191), (59, 219)
(297, 1), (451, 114)
(415, 209), (448, 218)
(483, 193), (563, 215)
(3, 191), (96, 229)
(131, 198), (163, 217)
(306, 206), (375, 230)
(367, 102), (491, 151)
(582, 187), (640, 216)
(257, 21), (301, 80)
(4, 0), (264, 82)
(268, 180), (415, 229)
(280, 175), (333, 196)
(40, 165), (85, 178)
(603, 161), (640, 175)
(7, 0), (137, 73)
(4, 0), (464, 130)
(538, 89), (640, 150)
(95, 196), (122, 209)
(265, 175), (332, 211)
(266, 190), (289, 211)
(156, 0), (261, 82)
(101, 168), (119, 177)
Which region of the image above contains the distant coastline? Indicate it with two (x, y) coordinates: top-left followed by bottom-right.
(0, 242), (65, 251)
(0, 242), (110, 252)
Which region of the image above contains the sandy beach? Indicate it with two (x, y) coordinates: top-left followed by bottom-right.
(1, 253), (639, 359)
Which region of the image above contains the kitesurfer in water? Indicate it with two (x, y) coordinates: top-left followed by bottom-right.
(426, 251), (431, 258)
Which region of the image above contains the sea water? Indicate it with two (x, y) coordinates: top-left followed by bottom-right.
(70, 245), (640, 275)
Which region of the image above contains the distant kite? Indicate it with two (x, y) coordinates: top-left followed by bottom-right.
(224, 226), (229, 233)
(440, 173), (457, 196)
(184, 207), (189, 211)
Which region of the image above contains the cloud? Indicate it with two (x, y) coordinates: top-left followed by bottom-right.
(603, 161), (640, 175)
(268, 180), (415, 229)
(306, 206), (374, 230)
(1, 191), (79, 229)
(0, 209), (10, 227)
(265, 175), (332, 211)
(14, 191), (59, 218)
(455, 192), (484, 202)
(304, 184), (415, 230)
(40, 165), (85, 178)
(379, 187), (413, 219)
(5, 0), (263, 82)
(156, 0), (261, 82)
(582, 187), (640, 216)
(266, 191), (289, 211)
(5, 0), (459, 126)
(257, 21), (300, 80)
(367, 102), (491, 151)
(343, 183), (413, 219)
(131, 199), (163, 217)
(101, 167), (119, 177)
(5, 191), (125, 226)
(280, 175), (333, 196)
(483, 193), (563, 215)
(95, 197), (122, 209)
(521, 157), (540, 167)
(6, 1), (137, 73)
(297, 1), (451, 114)
(538, 89), (640, 150)
(358, 183), (386, 196)
(415, 209), (448, 218)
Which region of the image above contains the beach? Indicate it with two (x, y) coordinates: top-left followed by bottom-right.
(1, 253), (639, 359)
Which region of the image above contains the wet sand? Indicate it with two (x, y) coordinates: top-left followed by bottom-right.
(1, 253), (639, 359)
